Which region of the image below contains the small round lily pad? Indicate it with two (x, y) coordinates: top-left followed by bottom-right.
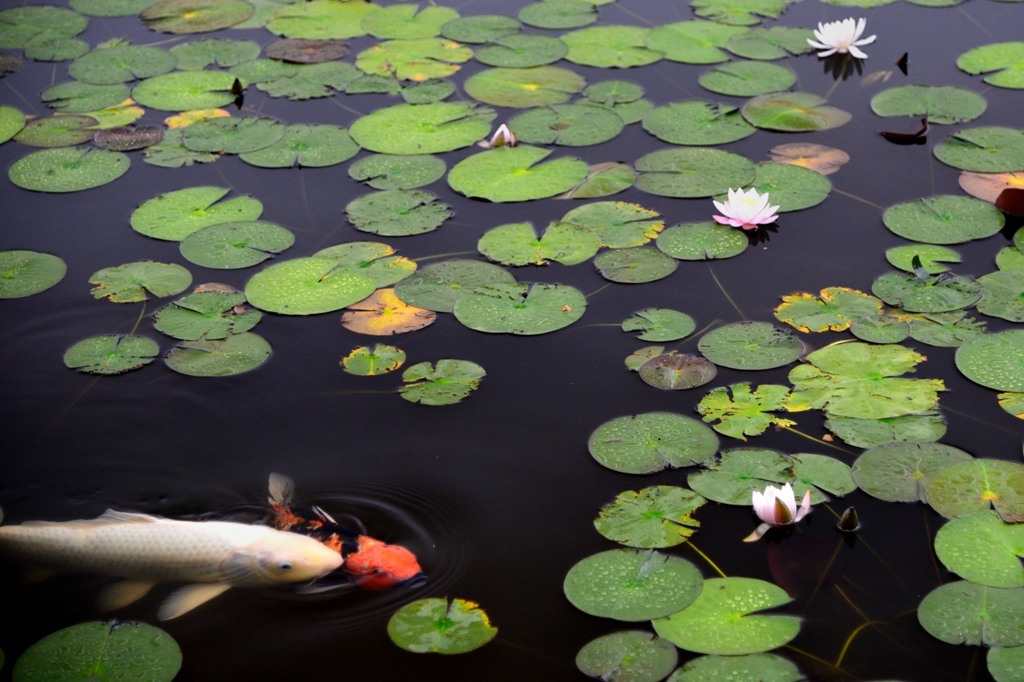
(934, 511), (1024, 588)
(622, 309), (696, 342)
(64, 335), (161, 375)
(955, 330), (1024, 392)
(348, 154), (446, 190)
(851, 442), (974, 503)
(870, 84), (987, 125)
(141, 0), (254, 34)
(924, 458), (1024, 522)
(463, 66), (586, 108)
(449, 146), (589, 202)
(699, 61), (796, 97)
(588, 412), (719, 474)
(508, 103), (623, 147)
(341, 344), (406, 376)
(656, 221), (748, 260)
(9, 147), (129, 193)
(595, 247), (677, 284)
(346, 190), (451, 237)
(179, 220), (295, 269)
(576, 631), (678, 682)
(238, 124), (358, 168)
(698, 322), (803, 370)
(165, 332), (272, 376)
(918, 581), (1024, 647)
(399, 359), (486, 406)
(933, 126), (1024, 172)
(89, 261), (192, 302)
(642, 100), (755, 146)
(453, 282), (586, 335)
(0, 250), (66, 298)
(883, 195), (1005, 244)
(387, 598), (497, 654)
(595, 486), (706, 548)
(244, 257), (376, 315)
(635, 148), (754, 198)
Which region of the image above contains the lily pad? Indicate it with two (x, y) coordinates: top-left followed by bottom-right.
(153, 290), (261, 340)
(977, 270), (1024, 322)
(622, 309), (696, 342)
(669, 653), (804, 682)
(594, 486), (706, 548)
(387, 598), (496, 654)
(656, 221), (748, 260)
(313, 242), (417, 289)
(645, 21), (749, 64)
(688, 448), (853, 504)
(518, 1), (596, 30)
(399, 359), (486, 405)
(508, 103), (623, 146)
(361, 4), (459, 40)
(638, 352), (717, 390)
(870, 85), (987, 125)
(742, 162), (831, 212)
(453, 282), (585, 335)
(957, 42), (1024, 89)
(699, 61), (796, 97)
(563, 549), (703, 621)
(179, 220), (294, 269)
(851, 442), (974, 503)
(42, 81), (131, 114)
(475, 34), (568, 68)
(742, 92), (851, 132)
(696, 383), (801, 441)
(477, 221), (600, 266)
(440, 15), (520, 44)
(588, 412), (719, 474)
(561, 26), (661, 68)
(143, 128), (219, 168)
(9, 147), (129, 193)
(15, 115), (98, 148)
(141, 0), (254, 34)
(170, 37), (261, 69)
(652, 577), (800, 655)
(726, 27), (814, 60)
(64, 334), (161, 375)
(595, 247), (677, 284)
(774, 287), (882, 332)
(93, 125), (165, 151)
(69, 45), (177, 85)
(165, 332), (272, 377)
(561, 201), (663, 248)
(917, 581), (1024, 647)
(955, 330), (1024, 392)
(989, 647), (1024, 682)
(641, 100), (755, 146)
(825, 413), (947, 448)
(576, 631), (678, 682)
(0, 6), (88, 50)
(348, 154), (446, 190)
(0, 105), (25, 144)
(698, 321), (803, 370)
(882, 195), (1005, 244)
(934, 511), (1024, 588)
(560, 162), (637, 199)
(872, 270), (982, 313)
(232, 59), (361, 100)
(355, 37), (473, 81)
(131, 186), (263, 241)
(341, 344), (406, 376)
(238, 124), (358, 168)
(933, 127), (1024, 172)
(89, 261), (192, 302)
(0, 250), (66, 299)
(449, 146), (589, 202)
(132, 70), (239, 111)
(691, 0), (791, 25)
(349, 102), (494, 154)
(635, 148), (755, 198)
(346, 190), (451, 237)
(181, 117), (285, 154)
(340, 288), (436, 336)
(393, 259), (515, 313)
(886, 245), (962, 274)
(12, 621), (181, 681)
(463, 66), (586, 108)
(266, 0), (378, 40)
(924, 458), (1024, 522)
(244, 257), (376, 315)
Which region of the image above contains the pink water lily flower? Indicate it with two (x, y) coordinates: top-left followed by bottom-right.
(743, 483), (813, 542)
(807, 17), (876, 59)
(713, 188), (779, 231)
(478, 123), (517, 149)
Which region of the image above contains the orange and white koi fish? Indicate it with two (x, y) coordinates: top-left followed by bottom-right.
(268, 473), (424, 590)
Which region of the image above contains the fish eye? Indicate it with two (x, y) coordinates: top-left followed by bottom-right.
(278, 561), (293, 571)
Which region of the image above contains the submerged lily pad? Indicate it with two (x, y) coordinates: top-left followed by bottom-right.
(594, 486), (706, 548)
(851, 442), (974, 503)
(652, 577), (800, 655)
(925, 458), (1024, 522)
(882, 195), (1005, 244)
(63, 335), (161, 375)
(387, 598), (496, 654)
(89, 261), (192, 302)
(918, 581), (1024, 647)
(449, 146), (589, 202)
(955, 330), (1024, 392)
(698, 322), (803, 370)
(742, 92), (851, 132)
(93, 125), (165, 151)
(244, 257), (376, 315)
(934, 511), (1024, 588)
(638, 352), (717, 390)
(576, 631), (678, 682)
(588, 412), (719, 474)
(9, 147), (129, 193)
(453, 282), (585, 335)
(165, 332), (272, 377)
(393, 259), (515, 313)
(399, 359), (486, 405)
(153, 290), (261, 340)
(564, 549), (703, 621)
(131, 186), (263, 241)
(0, 250), (66, 299)
(179, 221), (295, 269)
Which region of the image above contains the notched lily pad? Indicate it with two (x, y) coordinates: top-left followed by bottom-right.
(64, 335), (161, 375)
(399, 359), (486, 406)
(89, 261), (192, 303)
(165, 332), (272, 377)
(588, 412), (719, 474)
(387, 598), (496, 654)
(594, 486), (706, 548)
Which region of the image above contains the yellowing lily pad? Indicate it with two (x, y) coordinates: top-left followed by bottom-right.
(387, 598), (496, 654)
(340, 288), (436, 335)
(594, 486), (706, 548)
(341, 344), (406, 376)
(774, 287), (882, 332)
(924, 458), (1024, 522)
(769, 142), (849, 175)
(355, 38), (473, 81)
(89, 261), (192, 303)
(696, 383), (800, 441)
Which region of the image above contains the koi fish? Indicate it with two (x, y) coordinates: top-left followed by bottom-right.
(268, 473), (424, 590)
(0, 510), (343, 620)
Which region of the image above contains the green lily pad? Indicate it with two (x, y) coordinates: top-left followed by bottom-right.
(925, 459), (1024, 522)
(933, 127), (1024, 172)
(561, 26), (661, 68)
(561, 162), (637, 199)
(583, 80), (645, 105)
(851, 442), (974, 503)
(475, 34), (567, 68)
(508, 103), (623, 146)
(400, 79), (455, 104)
(141, 0), (253, 34)
(449, 145), (589, 202)
(726, 27), (814, 60)
(63, 334), (161, 375)
(882, 195), (1005, 244)
(872, 270), (982, 313)
(267, 0), (378, 40)
(399, 359), (486, 405)
(935, 511), (1024, 588)
(355, 37), (473, 81)
(181, 117), (285, 154)
(9, 147), (128, 193)
(518, 1), (596, 30)
(463, 66), (586, 107)
(656, 221), (748, 260)
(588, 412), (719, 474)
(238, 124), (358, 168)
(561, 201), (663, 248)
(594, 486), (706, 548)
(131, 186), (263, 241)
(576, 631), (678, 682)
(179, 220), (294, 269)
(742, 92), (851, 132)
(564, 549), (703, 621)
(698, 321), (803, 370)
(918, 581), (1024, 647)
(440, 15), (520, 44)
(977, 270), (1024, 322)
(595, 247), (678, 284)
(635, 148), (755, 198)
(153, 290), (261, 340)
(774, 287), (882, 332)
(345, 74), (400, 96)
(15, 115), (98, 148)
(346, 190), (451, 237)
(696, 383), (800, 441)
(477, 221), (600, 266)
(0, 6), (87, 49)
(453, 282), (585, 335)
(989, 646), (1024, 682)
(72, 0), (175, 14)
(349, 154), (446, 190)
(825, 413), (947, 448)
(652, 577), (800, 655)
(0, 105), (26, 144)
(909, 310), (986, 347)
(622, 309), (696, 342)
(849, 315), (910, 344)
(0, 250), (66, 298)
(69, 45), (177, 85)
(143, 128), (219, 168)
(313, 242), (416, 288)
(393, 259), (515, 313)
(23, 35), (89, 62)
(244, 257), (376, 315)
(42, 81), (131, 114)
(349, 101), (494, 154)
(645, 21), (749, 64)
(170, 37), (261, 70)
(132, 70), (239, 111)
(361, 4), (459, 40)
(699, 61), (796, 97)
(688, 448), (853, 504)
(638, 352), (717, 390)
(641, 100), (756, 146)
(89, 261), (192, 303)
(231, 59), (361, 100)
(741, 162), (832, 212)
(886, 244), (962, 274)
(669, 653), (804, 682)
(692, 0), (791, 25)
(387, 597), (496, 654)
(12, 621), (180, 681)
(341, 344), (406, 376)
(957, 42), (1024, 89)
(955, 330), (1024, 392)
(165, 332), (272, 377)
(870, 85), (987, 125)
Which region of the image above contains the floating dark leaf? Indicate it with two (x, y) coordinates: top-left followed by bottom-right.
(94, 125), (165, 151)
(881, 116), (928, 145)
(995, 188), (1024, 217)
(265, 38), (348, 64)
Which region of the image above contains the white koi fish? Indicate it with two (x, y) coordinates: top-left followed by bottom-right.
(0, 510), (343, 620)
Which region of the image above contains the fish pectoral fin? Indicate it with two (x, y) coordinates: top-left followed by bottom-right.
(158, 583), (232, 621)
(98, 580), (156, 611)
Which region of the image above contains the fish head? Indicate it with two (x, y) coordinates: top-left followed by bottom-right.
(345, 536), (424, 590)
(226, 530), (343, 586)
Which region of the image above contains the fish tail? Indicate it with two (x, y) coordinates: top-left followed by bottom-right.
(267, 472), (294, 507)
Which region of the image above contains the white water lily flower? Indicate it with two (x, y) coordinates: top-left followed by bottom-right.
(743, 483), (813, 542)
(712, 187), (780, 231)
(477, 123), (517, 149)
(807, 17), (876, 59)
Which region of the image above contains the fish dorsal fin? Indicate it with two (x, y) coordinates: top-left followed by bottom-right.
(21, 510), (160, 529)
(267, 472), (295, 506)
(98, 580), (156, 611)
(158, 583), (231, 620)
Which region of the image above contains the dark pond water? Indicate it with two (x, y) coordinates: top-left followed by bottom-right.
(1, 0), (1022, 680)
